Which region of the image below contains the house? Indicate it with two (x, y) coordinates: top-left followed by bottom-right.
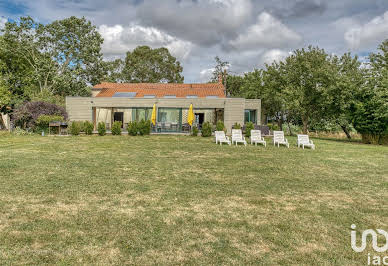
(65, 79), (261, 133)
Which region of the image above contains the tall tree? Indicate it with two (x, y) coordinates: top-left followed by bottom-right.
(322, 53), (364, 139)
(122, 46), (183, 83)
(2, 16), (104, 98)
(225, 75), (244, 97)
(102, 59), (124, 83)
(350, 40), (388, 144)
(211, 56), (229, 86)
(280, 46), (333, 134)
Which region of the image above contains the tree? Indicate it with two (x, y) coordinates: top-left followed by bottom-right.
(225, 75), (244, 97)
(102, 59), (124, 82)
(122, 46), (183, 83)
(211, 56), (229, 86)
(280, 46), (333, 134)
(2, 16), (104, 98)
(322, 53), (364, 139)
(350, 40), (388, 144)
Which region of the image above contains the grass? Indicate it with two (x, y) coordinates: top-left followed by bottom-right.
(0, 134), (387, 265)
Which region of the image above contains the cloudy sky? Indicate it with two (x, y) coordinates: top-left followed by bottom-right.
(1, 0), (388, 82)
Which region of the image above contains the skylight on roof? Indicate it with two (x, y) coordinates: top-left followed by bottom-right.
(144, 95), (156, 98)
(164, 95), (176, 98)
(206, 95), (218, 99)
(113, 92), (137, 98)
(186, 95), (198, 98)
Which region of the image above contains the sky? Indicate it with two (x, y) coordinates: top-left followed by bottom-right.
(1, 0), (388, 83)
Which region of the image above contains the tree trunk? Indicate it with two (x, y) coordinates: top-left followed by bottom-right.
(287, 121), (293, 136)
(277, 118), (283, 131)
(302, 116), (308, 134)
(0, 114), (5, 130)
(340, 125), (352, 140)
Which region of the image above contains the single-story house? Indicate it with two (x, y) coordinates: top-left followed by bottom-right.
(65, 79), (261, 133)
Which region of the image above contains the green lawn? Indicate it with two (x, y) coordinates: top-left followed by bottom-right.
(0, 134), (387, 265)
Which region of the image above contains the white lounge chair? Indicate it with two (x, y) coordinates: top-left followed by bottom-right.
(297, 134), (315, 150)
(250, 130), (266, 147)
(273, 131), (289, 148)
(232, 129), (247, 146)
(215, 131), (231, 145)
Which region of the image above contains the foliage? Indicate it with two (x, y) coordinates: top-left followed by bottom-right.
(349, 40), (388, 144)
(102, 59), (124, 82)
(97, 122), (106, 136)
(84, 121), (94, 135)
(232, 122), (241, 129)
(13, 101), (67, 129)
(12, 127), (33, 136)
(122, 46), (184, 83)
(191, 126), (199, 136)
(127, 121), (138, 136)
(138, 119), (151, 136)
(245, 122), (254, 138)
(35, 114), (64, 132)
(111, 121), (122, 135)
(225, 75), (244, 97)
(216, 120), (225, 132)
(201, 122), (212, 137)
(69, 121), (81, 136)
(1, 16), (102, 103)
(29, 89), (66, 107)
(211, 56), (229, 85)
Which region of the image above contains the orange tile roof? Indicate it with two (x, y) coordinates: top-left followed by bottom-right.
(94, 82), (226, 98)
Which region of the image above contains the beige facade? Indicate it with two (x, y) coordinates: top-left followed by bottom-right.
(65, 97), (261, 133)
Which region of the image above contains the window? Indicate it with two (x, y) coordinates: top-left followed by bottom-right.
(143, 95), (155, 98)
(113, 92), (137, 98)
(132, 108), (152, 121)
(158, 108), (181, 123)
(186, 95), (198, 98)
(244, 109), (257, 124)
(164, 95), (176, 98)
(206, 95), (218, 99)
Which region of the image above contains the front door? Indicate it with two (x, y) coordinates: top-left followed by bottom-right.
(113, 112), (124, 128)
(195, 113), (204, 128)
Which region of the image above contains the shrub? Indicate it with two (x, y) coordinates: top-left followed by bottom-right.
(232, 122), (241, 129)
(35, 115), (64, 133)
(245, 122), (254, 138)
(216, 120), (225, 132)
(201, 122), (212, 137)
(191, 125), (199, 136)
(138, 119), (151, 136)
(97, 122), (106, 136)
(13, 101), (67, 129)
(127, 121), (138, 136)
(111, 121), (122, 135)
(12, 127), (33, 136)
(69, 121), (81, 136)
(84, 121), (94, 135)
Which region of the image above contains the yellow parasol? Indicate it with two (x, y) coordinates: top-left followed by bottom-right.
(187, 104), (194, 126)
(151, 104), (157, 126)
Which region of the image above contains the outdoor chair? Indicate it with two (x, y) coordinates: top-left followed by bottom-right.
(273, 131), (289, 148)
(250, 130), (266, 147)
(297, 134), (315, 150)
(232, 129), (247, 146)
(215, 131), (231, 145)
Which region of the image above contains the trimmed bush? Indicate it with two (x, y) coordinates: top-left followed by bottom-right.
(69, 121), (81, 135)
(35, 114), (64, 133)
(127, 121), (138, 136)
(84, 121), (94, 135)
(191, 125), (199, 136)
(201, 122), (212, 137)
(97, 122), (106, 136)
(111, 121), (122, 135)
(245, 122), (254, 138)
(138, 119), (151, 136)
(216, 120), (225, 132)
(232, 122), (241, 129)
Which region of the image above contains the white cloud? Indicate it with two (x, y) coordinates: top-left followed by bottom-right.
(228, 12), (302, 51)
(261, 49), (290, 64)
(0, 17), (7, 30)
(98, 24), (193, 61)
(199, 68), (215, 82)
(344, 11), (388, 50)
